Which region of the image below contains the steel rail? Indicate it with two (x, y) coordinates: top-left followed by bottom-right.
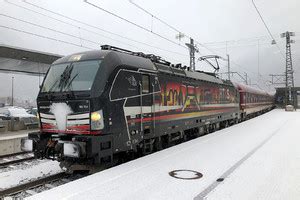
(0, 172), (67, 198)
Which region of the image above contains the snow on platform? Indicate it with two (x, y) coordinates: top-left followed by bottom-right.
(27, 109), (300, 200)
(0, 129), (35, 141)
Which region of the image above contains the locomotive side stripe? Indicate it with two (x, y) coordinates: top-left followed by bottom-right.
(66, 124), (90, 130)
(124, 104), (238, 116)
(201, 103), (239, 108)
(41, 118), (56, 124)
(41, 123), (93, 134)
(67, 119), (90, 125)
(124, 105), (182, 116)
(241, 102), (274, 107)
(41, 129), (100, 135)
(67, 113), (89, 119)
(40, 113), (55, 119)
(127, 108), (237, 124)
(41, 118), (89, 125)
(243, 105), (273, 114)
(40, 113), (89, 119)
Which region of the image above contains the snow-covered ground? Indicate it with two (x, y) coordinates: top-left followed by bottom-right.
(0, 160), (62, 190)
(27, 109), (300, 200)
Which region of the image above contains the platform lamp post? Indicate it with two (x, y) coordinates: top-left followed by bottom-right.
(11, 76), (14, 106)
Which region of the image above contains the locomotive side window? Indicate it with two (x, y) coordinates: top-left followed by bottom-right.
(142, 75), (150, 93)
(110, 70), (139, 100)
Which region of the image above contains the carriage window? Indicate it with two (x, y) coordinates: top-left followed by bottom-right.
(142, 75), (150, 93)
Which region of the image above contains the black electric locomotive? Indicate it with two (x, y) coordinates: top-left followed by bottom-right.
(21, 45), (243, 171)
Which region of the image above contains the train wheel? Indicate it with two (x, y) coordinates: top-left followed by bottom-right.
(153, 137), (162, 152)
(161, 135), (170, 149)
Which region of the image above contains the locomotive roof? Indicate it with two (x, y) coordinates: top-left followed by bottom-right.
(53, 50), (156, 71)
(53, 49), (226, 85)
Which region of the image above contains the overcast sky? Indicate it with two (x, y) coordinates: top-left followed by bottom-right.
(0, 0), (299, 100)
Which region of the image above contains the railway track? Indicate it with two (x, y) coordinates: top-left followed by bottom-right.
(0, 172), (86, 199)
(0, 152), (28, 159)
(0, 152), (35, 169)
(0, 172), (67, 198)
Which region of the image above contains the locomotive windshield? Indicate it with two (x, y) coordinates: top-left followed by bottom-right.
(41, 60), (101, 92)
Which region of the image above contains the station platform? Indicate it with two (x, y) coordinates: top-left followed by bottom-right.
(0, 129), (36, 156)
(27, 109), (300, 200)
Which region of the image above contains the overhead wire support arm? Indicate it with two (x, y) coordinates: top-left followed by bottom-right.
(186, 38), (199, 71)
(269, 74), (285, 85)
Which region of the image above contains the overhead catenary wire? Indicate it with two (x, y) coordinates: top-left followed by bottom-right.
(3, 2), (189, 65)
(23, 0), (188, 50)
(127, 0), (209, 52)
(127, 0), (273, 88)
(82, 0), (188, 49)
(208, 42), (273, 50)
(127, 0), (226, 56)
(0, 14), (101, 46)
(6, 0), (188, 57)
(128, 0), (183, 34)
(5, 0), (136, 48)
(202, 33), (289, 47)
(0, 25), (93, 49)
(251, 0), (285, 59)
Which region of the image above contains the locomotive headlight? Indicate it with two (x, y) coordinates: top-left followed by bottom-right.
(91, 112), (101, 121)
(91, 110), (104, 130)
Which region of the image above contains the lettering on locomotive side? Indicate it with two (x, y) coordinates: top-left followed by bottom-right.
(79, 105), (89, 109)
(158, 81), (238, 110)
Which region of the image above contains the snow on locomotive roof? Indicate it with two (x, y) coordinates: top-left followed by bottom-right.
(185, 70), (223, 84)
(52, 49), (157, 71)
(52, 50), (109, 64)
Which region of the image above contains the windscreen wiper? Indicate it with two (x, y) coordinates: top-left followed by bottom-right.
(65, 73), (78, 91)
(47, 64), (73, 92)
(58, 64), (74, 92)
(64, 73), (79, 99)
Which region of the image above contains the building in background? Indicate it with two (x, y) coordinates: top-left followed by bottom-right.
(0, 44), (62, 107)
(0, 44), (62, 75)
(275, 87), (300, 108)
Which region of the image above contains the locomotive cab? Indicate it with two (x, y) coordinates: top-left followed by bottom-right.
(21, 46), (159, 171)
(21, 52), (111, 169)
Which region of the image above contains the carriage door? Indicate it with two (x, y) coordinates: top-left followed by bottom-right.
(140, 74), (156, 137)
